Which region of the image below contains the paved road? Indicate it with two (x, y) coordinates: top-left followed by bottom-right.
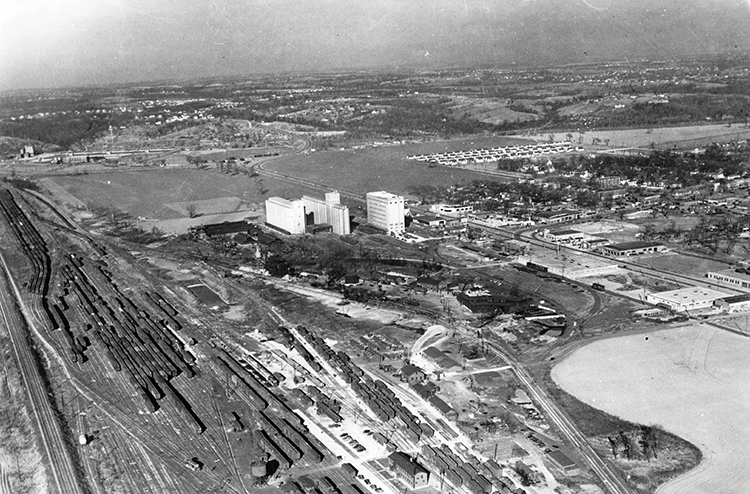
(0, 253), (84, 494)
(485, 340), (633, 494)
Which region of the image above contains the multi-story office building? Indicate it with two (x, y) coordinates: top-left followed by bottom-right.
(366, 191), (405, 235)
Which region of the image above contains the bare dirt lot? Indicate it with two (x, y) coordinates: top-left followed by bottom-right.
(552, 323), (750, 494)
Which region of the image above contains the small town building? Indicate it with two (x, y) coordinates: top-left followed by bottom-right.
(582, 237), (611, 250)
(456, 292), (506, 313)
(544, 229), (584, 243)
(411, 381), (439, 399)
(714, 294), (750, 313)
(596, 176), (622, 189)
(535, 209), (583, 224)
(202, 220), (251, 237)
(429, 204), (474, 217)
(413, 214), (445, 228)
(343, 274), (361, 286)
(415, 277), (445, 291)
(429, 395), (457, 420)
(601, 241), (666, 256)
(422, 347), (461, 370)
(546, 451), (580, 476)
(388, 452), (430, 489)
(400, 364), (426, 385)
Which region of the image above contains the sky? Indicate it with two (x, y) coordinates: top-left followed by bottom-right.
(2, 0), (750, 91)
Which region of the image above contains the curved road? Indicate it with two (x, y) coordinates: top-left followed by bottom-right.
(0, 253), (84, 494)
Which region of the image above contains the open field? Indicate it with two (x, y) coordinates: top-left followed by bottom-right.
(265, 136), (532, 198)
(520, 123), (750, 149)
(45, 168), (316, 220)
(552, 323), (750, 494)
(448, 96), (540, 124)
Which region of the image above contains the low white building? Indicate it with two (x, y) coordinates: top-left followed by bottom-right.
(706, 269), (750, 290)
(429, 204), (473, 217)
(646, 287), (730, 312)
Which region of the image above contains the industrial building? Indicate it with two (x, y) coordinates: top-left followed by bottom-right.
(535, 209), (584, 224)
(266, 191), (350, 235)
(543, 229), (585, 243)
(301, 191), (350, 235)
(388, 452), (430, 489)
(429, 204), (473, 217)
(265, 197), (306, 234)
(515, 254), (619, 279)
(601, 241), (666, 256)
(646, 287), (730, 312)
(706, 269), (750, 290)
(366, 191), (405, 235)
(546, 451), (580, 476)
(714, 294), (750, 312)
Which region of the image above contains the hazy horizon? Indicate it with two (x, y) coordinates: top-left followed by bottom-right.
(3, 0), (750, 92)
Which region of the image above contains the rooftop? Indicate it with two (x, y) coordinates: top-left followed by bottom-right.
(548, 229), (582, 236)
(649, 286), (730, 304)
(367, 191), (402, 200)
(718, 293), (750, 304)
(389, 452), (428, 477)
(547, 450), (576, 468)
(606, 241), (664, 251)
(708, 269), (750, 283)
(401, 364), (424, 377)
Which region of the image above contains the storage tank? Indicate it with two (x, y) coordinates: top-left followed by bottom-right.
(250, 460), (267, 478)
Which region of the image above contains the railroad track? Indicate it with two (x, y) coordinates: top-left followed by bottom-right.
(484, 339), (633, 494)
(0, 254), (85, 494)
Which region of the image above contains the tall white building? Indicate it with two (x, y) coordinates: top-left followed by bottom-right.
(301, 195), (328, 224)
(328, 203), (350, 235)
(267, 191), (350, 235)
(366, 191), (405, 235)
(265, 197), (306, 234)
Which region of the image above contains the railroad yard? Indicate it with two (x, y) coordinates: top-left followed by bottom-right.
(0, 185), (562, 494)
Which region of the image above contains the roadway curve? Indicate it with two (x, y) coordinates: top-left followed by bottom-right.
(485, 339), (633, 494)
(255, 158), (366, 204)
(0, 253), (85, 494)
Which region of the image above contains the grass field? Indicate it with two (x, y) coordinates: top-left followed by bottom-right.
(521, 123), (750, 149)
(266, 136), (531, 197)
(47, 168), (315, 220)
(552, 323), (750, 494)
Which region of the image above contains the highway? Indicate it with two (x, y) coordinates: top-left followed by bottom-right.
(0, 253), (84, 494)
(485, 339), (633, 494)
